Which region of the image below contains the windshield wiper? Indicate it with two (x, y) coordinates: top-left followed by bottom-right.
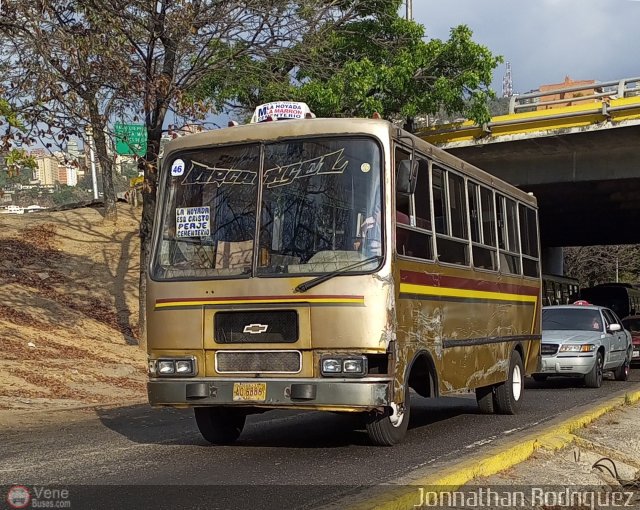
(294, 256), (382, 293)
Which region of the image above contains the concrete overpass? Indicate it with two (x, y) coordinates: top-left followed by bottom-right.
(419, 77), (640, 248)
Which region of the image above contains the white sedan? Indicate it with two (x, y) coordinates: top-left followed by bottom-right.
(533, 304), (632, 388)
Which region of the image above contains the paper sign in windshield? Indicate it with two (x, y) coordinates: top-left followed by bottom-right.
(176, 206), (210, 237)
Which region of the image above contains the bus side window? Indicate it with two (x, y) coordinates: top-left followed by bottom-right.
(469, 182), (497, 271)
(519, 203), (539, 278)
(495, 193), (521, 275)
(433, 166), (469, 266)
(395, 148), (433, 260)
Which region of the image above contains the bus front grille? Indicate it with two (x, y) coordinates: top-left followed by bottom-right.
(541, 343), (559, 356)
(215, 310), (298, 343)
(215, 350), (302, 373)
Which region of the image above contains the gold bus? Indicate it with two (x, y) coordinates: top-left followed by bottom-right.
(147, 115), (542, 446)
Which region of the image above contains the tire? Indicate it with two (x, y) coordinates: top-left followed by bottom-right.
(532, 374), (548, 382)
(366, 387), (410, 446)
(614, 350), (631, 381)
(475, 385), (495, 414)
(194, 407), (246, 445)
(584, 351), (604, 388)
(494, 350), (524, 415)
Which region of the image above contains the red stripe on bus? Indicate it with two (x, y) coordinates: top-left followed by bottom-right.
(400, 270), (539, 296)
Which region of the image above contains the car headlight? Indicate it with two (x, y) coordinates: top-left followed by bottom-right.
(321, 355), (367, 377)
(559, 344), (596, 353)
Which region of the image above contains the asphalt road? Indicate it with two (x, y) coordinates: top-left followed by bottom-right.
(2, 370), (640, 510)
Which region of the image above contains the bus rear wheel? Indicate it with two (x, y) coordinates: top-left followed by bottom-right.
(494, 350), (524, 415)
(365, 389), (410, 446)
(475, 385), (495, 414)
(194, 407), (246, 445)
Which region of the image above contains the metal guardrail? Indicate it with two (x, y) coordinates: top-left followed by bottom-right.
(508, 77), (640, 114)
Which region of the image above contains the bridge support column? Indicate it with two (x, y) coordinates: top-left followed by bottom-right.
(542, 247), (564, 275)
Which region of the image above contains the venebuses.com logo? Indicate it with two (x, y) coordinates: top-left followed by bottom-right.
(6, 486), (31, 509)
(5, 485), (71, 509)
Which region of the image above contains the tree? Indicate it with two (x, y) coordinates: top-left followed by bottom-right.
(197, 7), (501, 125)
(0, 2), (127, 221)
(95, 0), (394, 345)
(564, 245), (640, 288)
(4, 0), (386, 345)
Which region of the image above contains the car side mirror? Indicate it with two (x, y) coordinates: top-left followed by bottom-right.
(609, 323), (622, 332)
(396, 160), (417, 194)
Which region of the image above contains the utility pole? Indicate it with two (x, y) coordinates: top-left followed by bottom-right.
(403, 0), (415, 132)
(85, 125), (99, 200)
(502, 61), (513, 98)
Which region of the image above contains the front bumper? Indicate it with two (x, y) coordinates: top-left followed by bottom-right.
(148, 377), (391, 409)
(537, 354), (596, 375)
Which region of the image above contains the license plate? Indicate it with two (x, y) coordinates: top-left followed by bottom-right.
(633, 350), (639, 358)
(233, 382), (267, 402)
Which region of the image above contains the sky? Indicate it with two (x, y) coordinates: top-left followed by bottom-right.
(411, 0), (640, 95)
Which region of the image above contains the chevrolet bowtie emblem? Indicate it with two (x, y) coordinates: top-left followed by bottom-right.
(243, 323), (269, 334)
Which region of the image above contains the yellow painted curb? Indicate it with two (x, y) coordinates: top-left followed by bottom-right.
(345, 388), (640, 510)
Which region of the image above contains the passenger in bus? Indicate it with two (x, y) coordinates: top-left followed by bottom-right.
(357, 208), (382, 256)
(355, 210), (410, 256)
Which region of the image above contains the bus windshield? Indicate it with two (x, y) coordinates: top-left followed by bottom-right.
(153, 136), (382, 279)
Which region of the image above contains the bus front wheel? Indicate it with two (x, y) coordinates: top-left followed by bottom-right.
(194, 407), (246, 445)
(365, 389), (410, 446)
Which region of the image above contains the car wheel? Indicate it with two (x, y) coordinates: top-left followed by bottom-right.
(494, 350), (524, 415)
(475, 385), (495, 414)
(532, 374), (548, 382)
(614, 350), (631, 381)
(584, 351), (604, 388)
(194, 407), (247, 445)
(365, 387), (410, 446)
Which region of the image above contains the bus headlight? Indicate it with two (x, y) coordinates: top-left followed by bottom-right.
(343, 358), (365, 374)
(322, 359), (342, 373)
(321, 355), (367, 377)
(175, 360), (194, 374)
(158, 360), (176, 375)
(153, 357), (197, 377)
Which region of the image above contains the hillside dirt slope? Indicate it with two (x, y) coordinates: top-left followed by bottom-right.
(0, 204), (147, 411)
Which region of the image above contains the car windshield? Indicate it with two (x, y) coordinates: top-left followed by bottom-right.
(152, 136), (382, 279)
(542, 308), (604, 332)
(622, 317), (640, 332)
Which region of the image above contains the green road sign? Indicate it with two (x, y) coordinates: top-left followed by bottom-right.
(115, 123), (147, 156)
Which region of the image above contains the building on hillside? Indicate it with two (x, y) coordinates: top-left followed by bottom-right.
(33, 154), (59, 186)
(58, 162), (78, 186)
(537, 76), (597, 110)
(67, 138), (80, 163)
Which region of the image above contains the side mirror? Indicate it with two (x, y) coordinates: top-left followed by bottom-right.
(397, 159), (418, 194)
(609, 323), (622, 332)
